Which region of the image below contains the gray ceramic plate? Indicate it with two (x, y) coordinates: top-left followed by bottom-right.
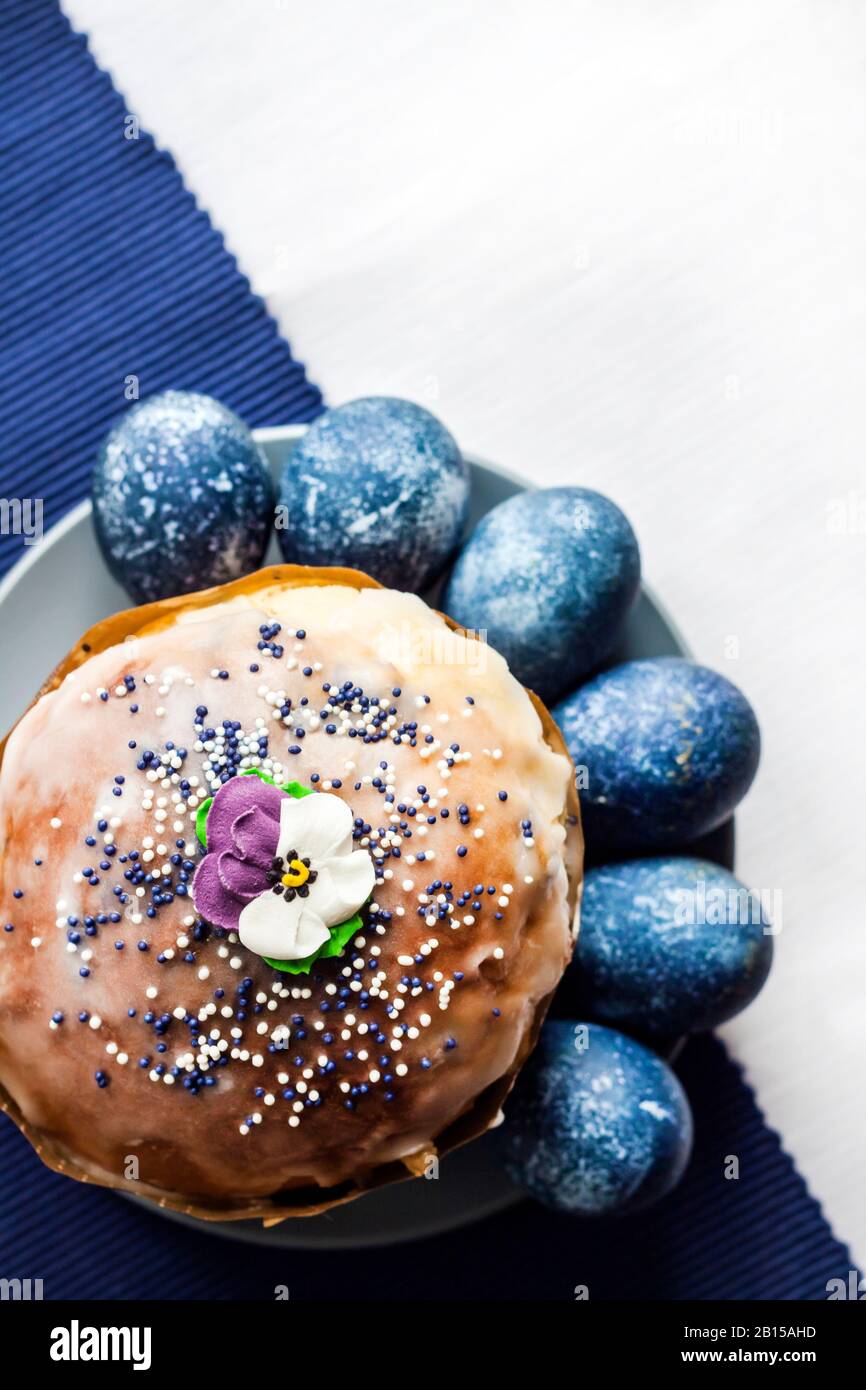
(0, 425), (696, 1249)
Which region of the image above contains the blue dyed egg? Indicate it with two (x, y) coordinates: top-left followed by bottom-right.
(554, 658), (760, 854)
(497, 1020), (692, 1215)
(93, 391), (274, 604)
(562, 858), (773, 1035)
(276, 397), (469, 592)
(444, 487), (640, 703)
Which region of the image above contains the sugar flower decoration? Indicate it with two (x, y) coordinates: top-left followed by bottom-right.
(192, 771), (375, 973)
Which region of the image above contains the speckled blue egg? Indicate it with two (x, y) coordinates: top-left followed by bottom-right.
(554, 658), (760, 854)
(276, 397), (469, 592)
(444, 487), (640, 703)
(496, 1020), (692, 1215)
(561, 858), (773, 1035)
(93, 391), (274, 604)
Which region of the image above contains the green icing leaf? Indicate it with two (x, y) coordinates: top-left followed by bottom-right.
(264, 912), (363, 975)
(195, 797), (213, 849)
(283, 781), (314, 800)
(242, 767), (276, 786)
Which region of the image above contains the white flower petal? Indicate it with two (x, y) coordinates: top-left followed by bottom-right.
(275, 792), (353, 864)
(292, 908), (333, 958)
(303, 867), (357, 930)
(318, 851), (376, 922)
(236, 792), (373, 964)
(238, 889), (329, 961)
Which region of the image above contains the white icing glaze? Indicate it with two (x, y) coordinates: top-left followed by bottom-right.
(0, 580), (580, 1205)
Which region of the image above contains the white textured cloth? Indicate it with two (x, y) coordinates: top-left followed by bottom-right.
(67, 0), (866, 1266)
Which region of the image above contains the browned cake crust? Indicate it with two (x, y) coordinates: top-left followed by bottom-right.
(0, 565), (582, 1222)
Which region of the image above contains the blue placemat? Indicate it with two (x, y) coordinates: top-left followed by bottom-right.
(0, 1035), (853, 1300)
(0, 0), (856, 1300)
(0, 0), (321, 576)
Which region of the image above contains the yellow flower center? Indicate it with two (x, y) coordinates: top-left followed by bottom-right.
(281, 858), (310, 889)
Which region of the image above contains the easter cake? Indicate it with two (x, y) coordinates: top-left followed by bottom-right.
(0, 565), (582, 1219)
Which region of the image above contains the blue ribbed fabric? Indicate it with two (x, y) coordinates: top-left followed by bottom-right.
(0, 1035), (854, 1300)
(0, 0), (322, 577)
(0, 0), (855, 1300)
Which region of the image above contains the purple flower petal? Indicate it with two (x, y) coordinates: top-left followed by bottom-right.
(206, 775), (284, 853)
(217, 848), (269, 901)
(192, 852), (243, 933)
(231, 805), (281, 868)
(193, 775), (290, 932)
